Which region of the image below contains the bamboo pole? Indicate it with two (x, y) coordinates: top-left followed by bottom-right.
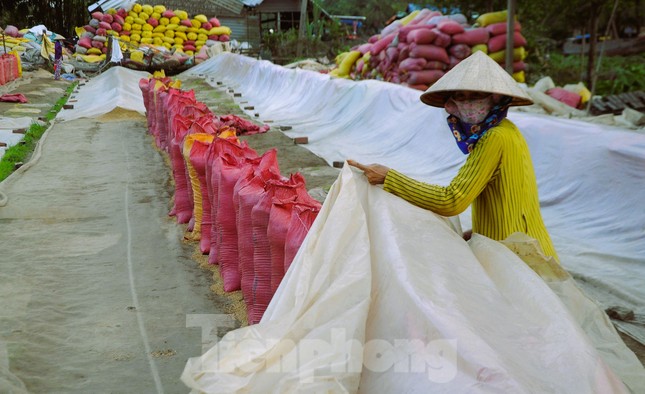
(505, 0), (516, 75)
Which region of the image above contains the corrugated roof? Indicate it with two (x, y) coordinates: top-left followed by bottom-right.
(87, 0), (136, 13)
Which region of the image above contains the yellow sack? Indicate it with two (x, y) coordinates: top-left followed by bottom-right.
(79, 54), (104, 63)
(336, 50), (361, 76)
(142, 31), (153, 38)
(125, 16), (134, 24)
(175, 10), (188, 20)
(194, 14), (208, 24)
(153, 25), (166, 33)
(132, 3), (142, 13)
(513, 70), (525, 83)
(153, 70), (166, 78)
(197, 33), (208, 42)
(209, 26), (232, 36)
(183, 133), (215, 237)
(187, 32), (198, 41)
(141, 4), (153, 15)
(75, 26), (86, 37)
(139, 12), (150, 21)
(130, 50), (144, 62)
(471, 44), (488, 54)
(153, 5), (166, 14)
(476, 10), (509, 27)
(488, 46), (526, 63)
(160, 17), (170, 26)
(399, 10), (420, 26)
(170, 16), (180, 25)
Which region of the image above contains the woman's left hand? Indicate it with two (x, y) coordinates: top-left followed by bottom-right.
(347, 160), (390, 185)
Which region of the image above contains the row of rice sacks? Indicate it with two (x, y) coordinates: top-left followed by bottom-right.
(76, 3), (232, 58)
(139, 77), (321, 324)
(331, 9), (528, 91)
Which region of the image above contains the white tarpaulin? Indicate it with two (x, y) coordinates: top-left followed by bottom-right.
(56, 67), (150, 122)
(180, 54), (645, 344)
(182, 166), (644, 392)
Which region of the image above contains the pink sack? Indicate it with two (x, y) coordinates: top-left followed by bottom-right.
(431, 28), (451, 48)
(169, 115), (197, 223)
(438, 20), (465, 35)
(370, 33), (396, 56)
(399, 57), (427, 73)
(487, 31), (527, 53)
(209, 17), (221, 27)
(546, 88), (582, 108)
(451, 28), (490, 46)
(424, 60), (447, 70)
(407, 27), (437, 45)
(78, 37), (92, 49)
(407, 69), (445, 85)
(102, 13), (113, 23)
(449, 43), (472, 60)
(98, 21), (112, 31)
(188, 137), (216, 251)
(486, 21), (522, 36)
(409, 44), (450, 64)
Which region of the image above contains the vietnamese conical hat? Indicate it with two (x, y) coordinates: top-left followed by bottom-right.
(420, 50), (532, 107)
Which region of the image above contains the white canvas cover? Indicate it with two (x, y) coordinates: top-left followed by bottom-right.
(180, 54), (645, 344)
(56, 67), (150, 122)
(182, 166), (644, 393)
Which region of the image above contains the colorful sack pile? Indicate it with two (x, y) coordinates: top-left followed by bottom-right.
(76, 3), (232, 60)
(139, 76), (321, 324)
(330, 8), (528, 91)
(0, 26), (29, 56)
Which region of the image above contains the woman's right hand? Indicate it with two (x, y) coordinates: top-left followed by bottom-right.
(347, 160), (390, 185)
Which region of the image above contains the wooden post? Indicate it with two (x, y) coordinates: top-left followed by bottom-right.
(296, 0), (308, 57)
(587, 5), (598, 91)
(505, 0), (516, 75)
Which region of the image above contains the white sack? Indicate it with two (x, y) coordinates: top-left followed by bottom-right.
(182, 166), (642, 393)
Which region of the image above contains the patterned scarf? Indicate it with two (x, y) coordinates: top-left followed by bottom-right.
(446, 96), (512, 154)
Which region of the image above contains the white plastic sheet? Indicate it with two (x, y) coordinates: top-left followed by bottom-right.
(182, 166), (643, 393)
(180, 54), (645, 343)
(56, 66), (150, 122)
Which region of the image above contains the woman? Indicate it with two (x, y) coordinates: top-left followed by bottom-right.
(53, 38), (63, 80)
(349, 51), (559, 261)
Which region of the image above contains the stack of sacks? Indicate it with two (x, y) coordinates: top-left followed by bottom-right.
(0, 26), (29, 56)
(76, 3), (232, 61)
(476, 10), (528, 83)
(139, 76), (320, 325)
(330, 8), (527, 90)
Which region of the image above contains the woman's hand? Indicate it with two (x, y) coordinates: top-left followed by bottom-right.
(347, 160), (390, 185)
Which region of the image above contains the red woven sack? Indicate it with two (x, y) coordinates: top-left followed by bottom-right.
(284, 202), (321, 272)
(451, 28), (490, 46)
(487, 31), (527, 53)
(250, 174), (305, 324)
(409, 44), (450, 64)
(214, 140), (258, 292)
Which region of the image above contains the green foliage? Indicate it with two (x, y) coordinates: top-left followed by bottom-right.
(530, 52), (645, 95)
(0, 83), (76, 182)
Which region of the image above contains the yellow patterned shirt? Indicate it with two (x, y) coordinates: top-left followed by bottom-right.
(383, 119), (559, 261)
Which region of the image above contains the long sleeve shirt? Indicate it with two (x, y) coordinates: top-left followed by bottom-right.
(383, 119), (559, 261)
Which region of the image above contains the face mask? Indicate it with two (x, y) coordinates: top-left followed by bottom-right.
(445, 95), (495, 124)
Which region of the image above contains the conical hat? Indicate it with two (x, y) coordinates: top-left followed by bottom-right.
(420, 51), (532, 107)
